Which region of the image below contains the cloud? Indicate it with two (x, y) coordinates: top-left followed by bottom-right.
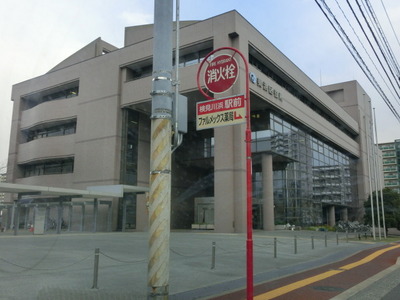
(0, 0), (157, 164)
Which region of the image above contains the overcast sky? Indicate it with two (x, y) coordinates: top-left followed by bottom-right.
(1, 0), (400, 167)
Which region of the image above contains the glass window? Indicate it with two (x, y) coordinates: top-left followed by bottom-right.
(21, 158), (74, 178)
(263, 112), (356, 226)
(24, 120), (77, 142)
(183, 53), (199, 66)
(126, 64), (153, 80)
(45, 162), (62, 174)
(22, 81), (79, 110)
(273, 122), (283, 133)
(199, 48), (213, 62)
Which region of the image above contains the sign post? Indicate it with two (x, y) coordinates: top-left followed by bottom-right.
(197, 47), (253, 299)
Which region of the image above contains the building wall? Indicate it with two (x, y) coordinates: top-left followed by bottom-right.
(322, 81), (375, 219)
(0, 173), (5, 202)
(6, 10), (375, 232)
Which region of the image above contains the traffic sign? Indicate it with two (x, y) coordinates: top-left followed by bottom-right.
(196, 95), (245, 130)
(203, 54), (239, 94)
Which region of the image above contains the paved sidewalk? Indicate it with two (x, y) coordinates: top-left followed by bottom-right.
(0, 230), (386, 299)
(334, 257), (400, 300)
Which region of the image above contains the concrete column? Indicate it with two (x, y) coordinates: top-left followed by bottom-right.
(68, 204), (73, 231)
(341, 207), (348, 222)
(57, 201), (63, 234)
(24, 207), (29, 230)
(122, 197), (127, 232)
(33, 206), (46, 235)
(13, 203), (20, 236)
(214, 124), (246, 233)
(10, 201), (16, 230)
(136, 194), (148, 231)
(214, 126), (235, 233)
(45, 206), (50, 231)
(107, 203), (112, 232)
(81, 204), (85, 232)
(262, 154), (274, 231)
(136, 114), (150, 232)
(5, 207), (11, 230)
(93, 198), (98, 233)
(328, 206), (336, 227)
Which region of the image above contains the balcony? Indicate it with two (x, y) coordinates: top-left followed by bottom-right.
(380, 145), (395, 150)
(383, 167), (398, 172)
(383, 152), (396, 157)
(16, 173), (74, 187)
(384, 174), (399, 179)
(121, 64), (199, 109)
(385, 181), (399, 187)
(21, 97), (78, 129)
(121, 76), (152, 107)
(17, 134), (75, 164)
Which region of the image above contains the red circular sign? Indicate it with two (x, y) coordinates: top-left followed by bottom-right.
(204, 54), (239, 94)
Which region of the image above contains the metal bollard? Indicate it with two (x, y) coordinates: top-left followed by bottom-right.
(311, 235), (314, 250)
(294, 235), (297, 254)
(211, 242), (216, 269)
(274, 237), (277, 258)
(92, 248), (100, 289)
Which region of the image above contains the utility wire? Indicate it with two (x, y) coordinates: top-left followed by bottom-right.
(334, 0), (398, 101)
(361, 0), (398, 77)
(346, 0), (400, 106)
(354, 0), (400, 93)
(380, 0), (400, 52)
(369, 0), (400, 77)
(314, 0), (400, 122)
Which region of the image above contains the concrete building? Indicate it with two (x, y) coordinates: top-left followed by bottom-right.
(379, 140), (400, 192)
(6, 10), (376, 233)
(0, 172), (5, 202)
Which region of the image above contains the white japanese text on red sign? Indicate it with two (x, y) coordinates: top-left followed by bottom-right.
(207, 59), (237, 84)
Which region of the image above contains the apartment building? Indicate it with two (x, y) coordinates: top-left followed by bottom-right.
(379, 140), (400, 192)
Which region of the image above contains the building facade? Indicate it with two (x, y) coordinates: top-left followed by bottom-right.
(0, 173), (5, 202)
(6, 11), (377, 232)
(379, 140), (400, 192)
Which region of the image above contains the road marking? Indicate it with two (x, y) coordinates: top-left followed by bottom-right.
(254, 269), (344, 299)
(339, 244), (400, 270)
(254, 243), (400, 300)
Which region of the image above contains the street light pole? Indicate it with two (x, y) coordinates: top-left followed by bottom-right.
(148, 0), (173, 298)
(373, 108), (386, 238)
(371, 108), (381, 239)
(364, 114), (376, 240)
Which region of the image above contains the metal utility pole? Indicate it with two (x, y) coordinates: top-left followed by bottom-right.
(148, 0), (173, 298)
(371, 109), (381, 239)
(373, 108), (386, 238)
(364, 115), (376, 240)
